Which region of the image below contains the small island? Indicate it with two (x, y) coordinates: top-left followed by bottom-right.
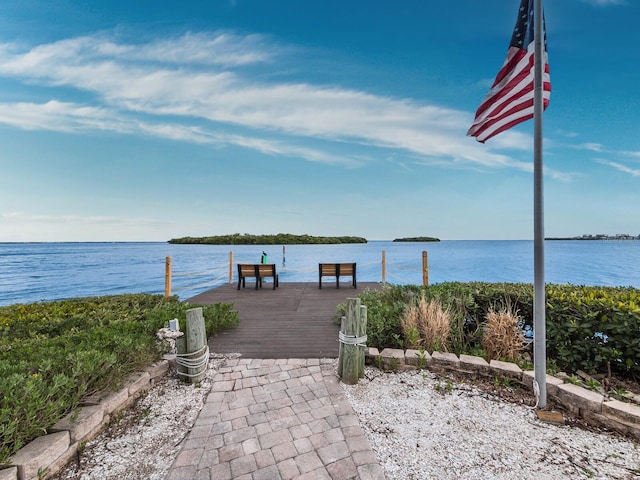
(168, 233), (368, 245)
(393, 236), (440, 242)
(546, 234), (640, 241)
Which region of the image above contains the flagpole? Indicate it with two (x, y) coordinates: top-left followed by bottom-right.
(533, 0), (547, 409)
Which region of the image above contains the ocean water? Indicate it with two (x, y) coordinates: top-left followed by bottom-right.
(1, 240), (639, 307)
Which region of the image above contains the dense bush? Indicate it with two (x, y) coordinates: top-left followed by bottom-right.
(545, 285), (640, 378)
(0, 294), (238, 465)
(354, 282), (640, 380)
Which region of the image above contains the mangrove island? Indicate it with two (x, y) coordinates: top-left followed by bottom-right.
(393, 236), (440, 242)
(168, 233), (368, 245)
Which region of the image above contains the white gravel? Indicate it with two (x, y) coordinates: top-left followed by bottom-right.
(343, 367), (640, 480)
(51, 354), (239, 480)
(53, 358), (640, 480)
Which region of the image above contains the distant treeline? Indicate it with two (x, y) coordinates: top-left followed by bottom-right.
(393, 237), (440, 242)
(168, 233), (368, 245)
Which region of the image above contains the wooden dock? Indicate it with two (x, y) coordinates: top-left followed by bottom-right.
(186, 281), (381, 358)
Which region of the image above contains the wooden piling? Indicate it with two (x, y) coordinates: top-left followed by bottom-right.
(185, 307), (207, 383)
(175, 308), (208, 383)
(164, 256), (172, 297)
(175, 335), (187, 377)
(228, 251), (233, 283)
(422, 251), (429, 286)
(338, 298), (367, 385)
(381, 250), (386, 283)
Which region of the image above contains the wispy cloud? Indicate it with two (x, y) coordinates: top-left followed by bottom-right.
(597, 159), (640, 177)
(0, 212), (161, 225)
(579, 0), (627, 6)
(0, 31), (572, 176)
(572, 142), (605, 153)
(0, 100), (129, 133)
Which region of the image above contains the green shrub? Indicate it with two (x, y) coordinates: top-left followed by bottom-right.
(545, 285), (640, 378)
(352, 282), (640, 380)
(0, 294), (238, 465)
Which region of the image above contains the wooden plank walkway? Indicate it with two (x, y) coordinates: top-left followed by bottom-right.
(186, 281), (381, 358)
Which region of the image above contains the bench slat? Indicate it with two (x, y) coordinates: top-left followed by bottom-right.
(318, 262), (356, 289)
(237, 264), (278, 290)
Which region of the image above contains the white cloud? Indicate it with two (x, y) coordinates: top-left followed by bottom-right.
(0, 100), (129, 133)
(0, 32), (574, 177)
(572, 142), (605, 153)
(597, 159), (640, 177)
(0, 212), (168, 242)
(0, 212), (161, 225)
(579, 0), (626, 6)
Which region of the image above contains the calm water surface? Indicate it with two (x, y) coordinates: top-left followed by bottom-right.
(1, 240), (639, 306)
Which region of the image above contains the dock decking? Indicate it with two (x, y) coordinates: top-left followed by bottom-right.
(186, 281), (381, 358)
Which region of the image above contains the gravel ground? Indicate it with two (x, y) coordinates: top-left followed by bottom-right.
(51, 354), (239, 480)
(343, 367), (640, 480)
(53, 357), (640, 480)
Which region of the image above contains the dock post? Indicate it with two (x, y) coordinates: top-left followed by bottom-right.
(164, 256), (172, 297)
(422, 251), (429, 286)
(228, 251), (233, 283)
(176, 336), (187, 377)
(338, 298), (367, 385)
(381, 250), (386, 283)
(176, 307), (209, 383)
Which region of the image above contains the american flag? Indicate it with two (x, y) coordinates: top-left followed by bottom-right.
(467, 0), (551, 143)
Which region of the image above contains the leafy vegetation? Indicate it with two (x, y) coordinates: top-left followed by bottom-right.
(0, 294), (238, 465)
(347, 282), (640, 381)
(168, 233), (367, 245)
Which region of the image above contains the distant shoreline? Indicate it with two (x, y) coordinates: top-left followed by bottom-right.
(546, 235), (640, 241)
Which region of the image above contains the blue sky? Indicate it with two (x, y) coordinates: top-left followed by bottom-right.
(0, 0), (638, 242)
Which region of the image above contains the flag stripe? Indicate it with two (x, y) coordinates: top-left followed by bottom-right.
(467, 0), (550, 143)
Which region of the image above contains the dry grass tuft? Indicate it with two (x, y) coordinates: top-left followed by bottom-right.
(401, 295), (451, 352)
(482, 303), (525, 361)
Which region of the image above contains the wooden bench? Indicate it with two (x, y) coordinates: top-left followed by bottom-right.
(237, 264), (279, 290)
(318, 263), (357, 289)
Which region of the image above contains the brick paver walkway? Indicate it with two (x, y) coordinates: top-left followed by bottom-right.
(166, 358), (386, 480)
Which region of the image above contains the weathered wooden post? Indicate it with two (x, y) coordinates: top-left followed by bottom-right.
(164, 256), (172, 297)
(381, 250), (386, 283)
(228, 251), (233, 283)
(175, 335), (187, 378)
(422, 250), (429, 286)
(338, 298), (367, 385)
(176, 307), (209, 383)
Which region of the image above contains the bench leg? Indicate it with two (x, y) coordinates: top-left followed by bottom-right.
(353, 274), (356, 288)
(336, 276), (339, 289)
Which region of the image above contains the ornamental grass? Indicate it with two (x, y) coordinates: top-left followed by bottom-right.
(401, 295), (451, 352)
(482, 302), (525, 362)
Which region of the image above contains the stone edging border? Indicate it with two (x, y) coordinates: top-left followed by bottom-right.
(1, 360), (170, 480)
(368, 347), (640, 441)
